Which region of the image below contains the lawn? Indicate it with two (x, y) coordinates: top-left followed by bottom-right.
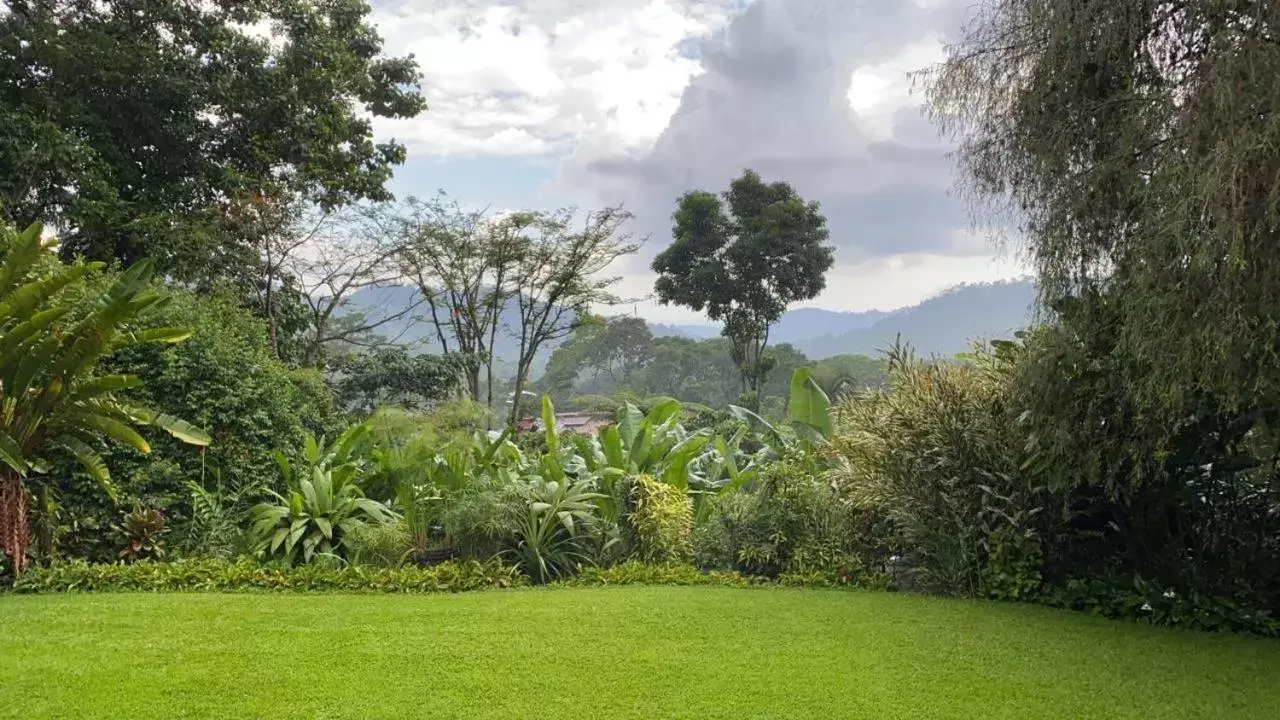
(1, 587), (1278, 719)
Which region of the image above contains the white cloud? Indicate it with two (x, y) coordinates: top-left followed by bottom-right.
(370, 0), (739, 158)
(847, 33), (946, 141)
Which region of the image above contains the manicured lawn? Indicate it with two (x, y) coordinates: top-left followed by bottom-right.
(1, 587), (1278, 719)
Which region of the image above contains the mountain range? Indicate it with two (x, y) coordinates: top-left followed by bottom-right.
(652, 279), (1037, 358)
(343, 278), (1038, 372)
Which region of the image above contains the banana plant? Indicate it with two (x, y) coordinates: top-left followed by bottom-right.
(728, 367), (833, 458)
(0, 222), (211, 573)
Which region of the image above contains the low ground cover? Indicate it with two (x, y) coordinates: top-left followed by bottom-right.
(2, 586), (1277, 719)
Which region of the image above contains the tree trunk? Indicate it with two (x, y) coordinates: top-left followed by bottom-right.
(0, 470), (29, 575)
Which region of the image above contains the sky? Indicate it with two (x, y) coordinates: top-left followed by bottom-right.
(365, 0), (1030, 325)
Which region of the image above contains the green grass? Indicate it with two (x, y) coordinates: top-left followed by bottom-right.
(2, 587), (1278, 719)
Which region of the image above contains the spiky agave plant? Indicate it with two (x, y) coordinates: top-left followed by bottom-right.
(0, 222), (211, 573)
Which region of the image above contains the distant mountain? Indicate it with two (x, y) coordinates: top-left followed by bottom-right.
(652, 307), (889, 343)
(342, 278), (1038, 372)
(795, 280), (1037, 358)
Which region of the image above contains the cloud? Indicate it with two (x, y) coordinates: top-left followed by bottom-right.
(366, 0), (1029, 320)
(368, 0), (741, 158)
(554, 0), (1028, 317)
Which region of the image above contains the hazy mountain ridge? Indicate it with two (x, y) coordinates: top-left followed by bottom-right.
(652, 280), (1036, 357)
(344, 279), (1038, 369)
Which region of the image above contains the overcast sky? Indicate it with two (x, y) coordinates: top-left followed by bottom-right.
(366, 0), (1030, 325)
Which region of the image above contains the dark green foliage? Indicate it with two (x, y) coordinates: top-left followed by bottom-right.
(0, 0), (425, 283)
(653, 170), (835, 403)
(930, 1), (1280, 421)
(330, 346), (469, 415)
(11, 558), (525, 594)
(104, 288), (341, 489)
(695, 457), (871, 579)
(0, 222), (210, 571)
(626, 474), (693, 564)
(43, 285), (344, 563)
(113, 506), (167, 562)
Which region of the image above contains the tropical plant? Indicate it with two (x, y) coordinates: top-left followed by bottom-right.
(0, 222), (211, 573)
(175, 473), (263, 560)
(114, 506), (168, 562)
(345, 519), (413, 568)
(827, 341), (1026, 595)
(248, 466), (397, 566)
(505, 478), (608, 583)
(627, 474), (693, 564)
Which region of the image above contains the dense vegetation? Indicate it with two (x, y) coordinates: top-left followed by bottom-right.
(3, 6), (1280, 707)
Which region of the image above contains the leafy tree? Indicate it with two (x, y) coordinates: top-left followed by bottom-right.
(0, 0), (425, 284)
(539, 315), (607, 400)
(397, 195), (525, 407)
(652, 170), (834, 407)
(330, 346), (468, 415)
(539, 315), (653, 401)
(282, 205), (423, 366)
(582, 316), (654, 384)
(810, 354), (887, 398)
(0, 222), (210, 572)
(927, 0), (1280, 419)
(506, 207), (640, 425)
(637, 337), (740, 408)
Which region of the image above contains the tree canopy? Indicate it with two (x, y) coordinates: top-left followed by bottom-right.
(928, 0), (1280, 416)
(0, 0), (425, 283)
(652, 169), (834, 406)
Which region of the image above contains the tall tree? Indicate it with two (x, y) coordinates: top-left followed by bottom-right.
(0, 0), (425, 284)
(282, 205), (422, 367)
(652, 169), (834, 407)
(926, 0), (1280, 417)
(507, 207), (640, 425)
(396, 195), (523, 407)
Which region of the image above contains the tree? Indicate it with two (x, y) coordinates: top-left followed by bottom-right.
(582, 316), (654, 384)
(397, 195), (524, 407)
(637, 337), (740, 408)
(538, 315), (607, 400)
(652, 170), (835, 408)
(330, 346), (468, 415)
(507, 207), (641, 425)
(282, 205), (423, 367)
(810, 354), (887, 398)
(0, 222), (210, 573)
(926, 0), (1280, 418)
(925, 0), (1280, 614)
(0, 0), (425, 284)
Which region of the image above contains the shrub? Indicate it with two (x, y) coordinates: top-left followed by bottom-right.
(626, 474), (693, 564)
(827, 342), (1032, 596)
(560, 561), (758, 587)
(505, 479), (606, 583)
(12, 558), (526, 594)
(345, 520), (413, 568)
(114, 507), (168, 562)
(695, 458), (869, 579)
(248, 466), (397, 565)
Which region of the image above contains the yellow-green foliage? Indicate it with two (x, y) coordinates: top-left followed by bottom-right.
(627, 474), (693, 564)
